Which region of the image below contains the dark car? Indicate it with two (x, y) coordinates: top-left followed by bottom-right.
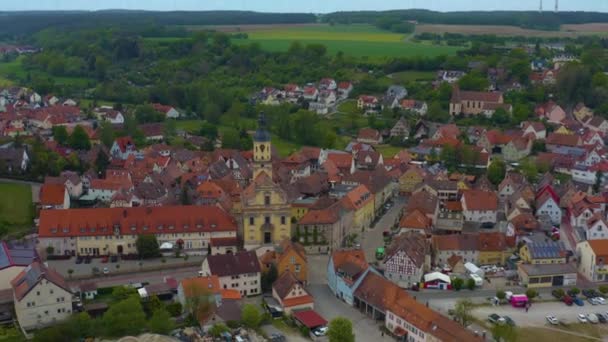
(562, 295), (573, 306)
(552, 290), (564, 299)
(596, 313), (607, 323)
(583, 289), (600, 298)
(573, 297), (585, 306)
(75, 257), (83, 264)
(110, 255), (118, 263)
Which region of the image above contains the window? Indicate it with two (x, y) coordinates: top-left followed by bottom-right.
(50, 289), (53, 295)
(290, 256), (296, 264)
(295, 264), (301, 273)
(264, 195), (271, 205)
(265, 216), (271, 224)
(281, 216), (286, 225)
(36, 291), (40, 296)
(249, 217), (254, 225)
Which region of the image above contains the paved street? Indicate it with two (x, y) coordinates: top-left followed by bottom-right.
(360, 196), (406, 262)
(67, 265), (201, 289)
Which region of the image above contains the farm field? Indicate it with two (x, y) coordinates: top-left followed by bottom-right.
(0, 56), (92, 87)
(0, 183), (34, 238)
(387, 70), (436, 83)
(415, 23), (608, 37)
(229, 24), (462, 59)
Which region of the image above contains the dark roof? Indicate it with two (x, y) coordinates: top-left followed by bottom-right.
(0, 241), (37, 270)
(385, 232), (428, 268)
(215, 299), (242, 322)
(11, 261), (71, 301)
(518, 263), (577, 276)
(206, 251), (261, 277)
(272, 271), (299, 300)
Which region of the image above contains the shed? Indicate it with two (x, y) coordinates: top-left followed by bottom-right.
(293, 310), (327, 329)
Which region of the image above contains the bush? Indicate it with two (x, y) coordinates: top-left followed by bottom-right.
(299, 325), (309, 337)
(97, 287), (115, 296)
(599, 285), (608, 294)
(496, 290), (506, 301)
(226, 320), (240, 329)
(466, 278), (476, 290)
(452, 278), (464, 291)
(570, 287), (580, 296)
(166, 302), (182, 317)
(526, 289), (538, 300)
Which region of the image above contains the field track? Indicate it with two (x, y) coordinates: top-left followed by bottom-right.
(185, 23), (326, 32)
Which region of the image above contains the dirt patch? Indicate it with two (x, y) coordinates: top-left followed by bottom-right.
(186, 23), (326, 32)
(415, 23), (608, 37)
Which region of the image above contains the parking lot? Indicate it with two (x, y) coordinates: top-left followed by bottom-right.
(474, 301), (608, 327)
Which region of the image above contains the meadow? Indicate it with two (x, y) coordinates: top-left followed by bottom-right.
(229, 24), (463, 60)
(0, 56), (91, 87)
(0, 183), (34, 238)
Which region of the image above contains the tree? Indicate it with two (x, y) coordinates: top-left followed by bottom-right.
(241, 304), (262, 329)
(526, 289), (538, 301)
(68, 125), (91, 150)
(135, 234), (160, 259)
(491, 108), (511, 126)
(261, 263), (278, 292)
(184, 282), (215, 323)
(452, 278), (464, 291)
(221, 127), (242, 149)
(46, 246), (55, 255)
(599, 285), (608, 294)
(487, 160), (506, 185)
(148, 309), (174, 335)
(466, 278), (476, 290)
(453, 299), (474, 327)
(95, 150), (110, 175)
(111, 285), (137, 302)
(99, 121), (115, 148)
(427, 101), (450, 123)
(328, 317), (354, 342)
(164, 119), (177, 139)
(496, 290), (506, 302)
(458, 72), (490, 91)
(520, 159), (538, 182)
(52, 126), (69, 145)
(102, 296), (146, 337)
(209, 323), (230, 337)
(491, 323), (517, 342)
(570, 287), (580, 296)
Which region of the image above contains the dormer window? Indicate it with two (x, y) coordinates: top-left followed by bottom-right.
(157, 225), (163, 230)
(169, 225), (175, 230)
(62, 227), (69, 233)
(130, 226), (136, 231)
(50, 228), (57, 234)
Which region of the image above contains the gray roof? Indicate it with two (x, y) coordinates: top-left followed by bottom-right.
(206, 251), (261, 277)
(215, 299), (242, 322)
(0, 241), (37, 270)
(526, 241), (566, 259)
(519, 263), (577, 276)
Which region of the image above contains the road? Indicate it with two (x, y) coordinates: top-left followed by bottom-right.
(360, 196), (406, 262)
(67, 266), (201, 289)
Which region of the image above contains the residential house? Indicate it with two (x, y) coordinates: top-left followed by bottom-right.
(319, 78), (337, 90)
(521, 121), (547, 140)
(177, 276), (222, 313)
(44, 171), (84, 198)
(0, 147), (29, 173)
(337, 82), (353, 99)
(152, 103), (180, 118)
(39, 183), (70, 210)
(478, 232), (512, 265)
(11, 261), (73, 331)
(431, 124), (460, 140)
(383, 86), (408, 109)
(389, 118), (410, 139)
(110, 137), (137, 160)
(259, 239), (309, 284)
(405, 191), (439, 224)
(340, 184), (374, 231)
(438, 70), (466, 83)
(584, 116), (608, 134)
(327, 249), (369, 305)
(400, 100), (428, 116)
(357, 128), (382, 145)
(546, 133), (583, 156)
(520, 240), (567, 264)
(535, 101), (566, 124)
(414, 180), (458, 201)
(38, 205), (238, 256)
(432, 234), (479, 265)
(139, 123), (165, 142)
(498, 172), (526, 199)
(357, 95), (380, 112)
(398, 166), (426, 194)
(272, 271), (314, 314)
(574, 103), (593, 122)
(503, 136), (532, 162)
(94, 106), (124, 124)
(585, 214), (608, 241)
(398, 210), (432, 236)
(577, 240), (608, 282)
(449, 86), (506, 116)
(530, 69), (559, 86)
(535, 191), (561, 225)
(383, 232), (430, 288)
(461, 190), (498, 223)
(201, 251), (262, 297)
(297, 202), (354, 251)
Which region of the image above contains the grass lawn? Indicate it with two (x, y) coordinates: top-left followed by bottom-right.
(271, 134), (300, 157)
(232, 24), (462, 60)
(0, 183), (34, 238)
(375, 145), (404, 159)
(0, 56), (91, 87)
(388, 70), (436, 83)
(517, 325), (603, 342)
(175, 119), (204, 134)
(0, 326), (25, 341)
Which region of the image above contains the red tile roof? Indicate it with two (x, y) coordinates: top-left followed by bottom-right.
(39, 183), (65, 206)
(180, 276), (220, 298)
(205, 251), (261, 277)
(293, 310), (327, 328)
(38, 205), (237, 238)
(462, 190), (498, 211)
(357, 128), (381, 141)
(341, 184), (374, 211)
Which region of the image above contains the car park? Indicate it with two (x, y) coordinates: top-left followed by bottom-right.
(596, 313), (607, 323)
(578, 314), (588, 323)
(573, 297), (585, 306)
(587, 313), (599, 324)
(546, 315), (559, 325)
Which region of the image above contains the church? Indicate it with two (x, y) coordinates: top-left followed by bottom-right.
(242, 113), (292, 249)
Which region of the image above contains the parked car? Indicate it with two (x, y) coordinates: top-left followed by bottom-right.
(562, 295), (573, 306)
(546, 316), (559, 325)
(101, 256), (109, 263)
(102, 267), (109, 275)
(596, 313), (607, 323)
(589, 297), (599, 305)
(75, 257), (83, 264)
(578, 314), (588, 323)
(587, 313), (599, 324)
(312, 326), (328, 337)
(110, 255), (118, 263)
(595, 297), (606, 305)
(503, 316), (516, 326)
(574, 297), (585, 306)
(583, 289), (600, 298)
(488, 314), (505, 324)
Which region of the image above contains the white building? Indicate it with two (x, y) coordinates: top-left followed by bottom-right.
(201, 251), (262, 297)
(461, 190), (498, 223)
(535, 192), (562, 225)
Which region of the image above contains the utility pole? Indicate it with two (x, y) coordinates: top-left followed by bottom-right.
(555, 0), (559, 12)
(539, 0), (543, 12)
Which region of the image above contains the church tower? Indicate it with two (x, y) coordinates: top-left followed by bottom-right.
(253, 112), (272, 178)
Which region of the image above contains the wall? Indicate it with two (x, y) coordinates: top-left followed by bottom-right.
(15, 281), (72, 331)
(0, 266), (25, 291)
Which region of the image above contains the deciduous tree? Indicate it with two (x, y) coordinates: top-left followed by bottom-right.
(328, 317), (354, 342)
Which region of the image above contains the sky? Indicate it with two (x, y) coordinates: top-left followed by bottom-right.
(2, 0), (608, 13)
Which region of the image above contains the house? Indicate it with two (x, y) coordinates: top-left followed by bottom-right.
(498, 172), (526, 199)
(438, 70), (466, 83)
(177, 276), (222, 315)
(449, 86), (505, 116)
(398, 210), (432, 236)
(272, 271), (314, 314)
(383, 232), (430, 289)
(340, 184), (374, 231)
(39, 183), (70, 210)
(461, 190), (498, 223)
(389, 118), (410, 139)
(386, 85), (408, 101)
(259, 239), (309, 284)
(478, 232), (512, 265)
(398, 167), (426, 194)
(319, 78), (337, 90)
(535, 101), (566, 124)
(44, 171), (84, 199)
(357, 128), (382, 145)
(139, 123), (165, 142)
(530, 69), (558, 85)
(405, 191), (439, 223)
(297, 203), (354, 252)
(337, 82), (353, 99)
(152, 103), (180, 118)
(545, 133), (583, 155)
(503, 136), (532, 162)
(574, 103), (593, 122)
(584, 116), (608, 134)
(521, 121), (547, 140)
(94, 106), (124, 124)
(577, 240), (608, 282)
(0, 241), (37, 291)
(302, 86), (319, 101)
(11, 261), (73, 331)
(38, 205), (237, 256)
(520, 240), (567, 265)
(110, 137), (137, 160)
(201, 251), (262, 297)
(432, 234), (479, 265)
(432, 124), (460, 140)
(327, 249), (369, 305)
(517, 263), (577, 288)
(0, 147), (29, 173)
(447, 255), (466, 274)
(535, 191), (561, 225)
(400, 99), (428, 116)
(357, 95), (380, 111)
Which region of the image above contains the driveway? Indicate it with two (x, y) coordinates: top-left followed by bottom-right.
(473, 301), (608, 327)
(307, 284), (392, 342)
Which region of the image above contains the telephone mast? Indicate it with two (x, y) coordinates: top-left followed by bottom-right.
(555, 0), (559, 12)
(539, 0), (543, 12)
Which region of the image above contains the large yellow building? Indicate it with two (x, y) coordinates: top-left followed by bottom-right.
(341, 184), (375, 231)
(242, 114), (292, 249)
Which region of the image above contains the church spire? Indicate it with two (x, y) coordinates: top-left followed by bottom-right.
(253, 112), (272, 179)
(254, 112), (271, 143)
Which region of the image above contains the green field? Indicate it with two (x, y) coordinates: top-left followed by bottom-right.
(0, 56), (91, 87)
(232, 24), (462, 59)
(388, 70), (436, 83)
(0, 183), (34, 238)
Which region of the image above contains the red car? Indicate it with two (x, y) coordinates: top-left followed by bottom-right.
(563, 295), (573, 306)
(101, 256), (109, 263)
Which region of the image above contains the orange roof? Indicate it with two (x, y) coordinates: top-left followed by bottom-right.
(180, 276), (220, 298)
(196, 180), (225, 198)
(39, 205), (237, 238)
(342, 184), (373, 211)
(282, 295), (315, 308)
(399, 210), (432, 230)
(331, 249), (368, 273)
(587, 240), (608, 263)
(326, 153), (352, 170)
(221, 289), (241, 300)
(39, 183), (65, 205)
(478, 232), (508, 252)
(462, 190), (498, 211)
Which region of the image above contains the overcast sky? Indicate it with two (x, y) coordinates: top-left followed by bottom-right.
(2, 0), (607, 13)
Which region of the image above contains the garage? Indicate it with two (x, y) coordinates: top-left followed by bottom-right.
(517, 263), (578, 288)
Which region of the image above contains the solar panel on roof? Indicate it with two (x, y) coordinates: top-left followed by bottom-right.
(0, 245), (9, 269)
